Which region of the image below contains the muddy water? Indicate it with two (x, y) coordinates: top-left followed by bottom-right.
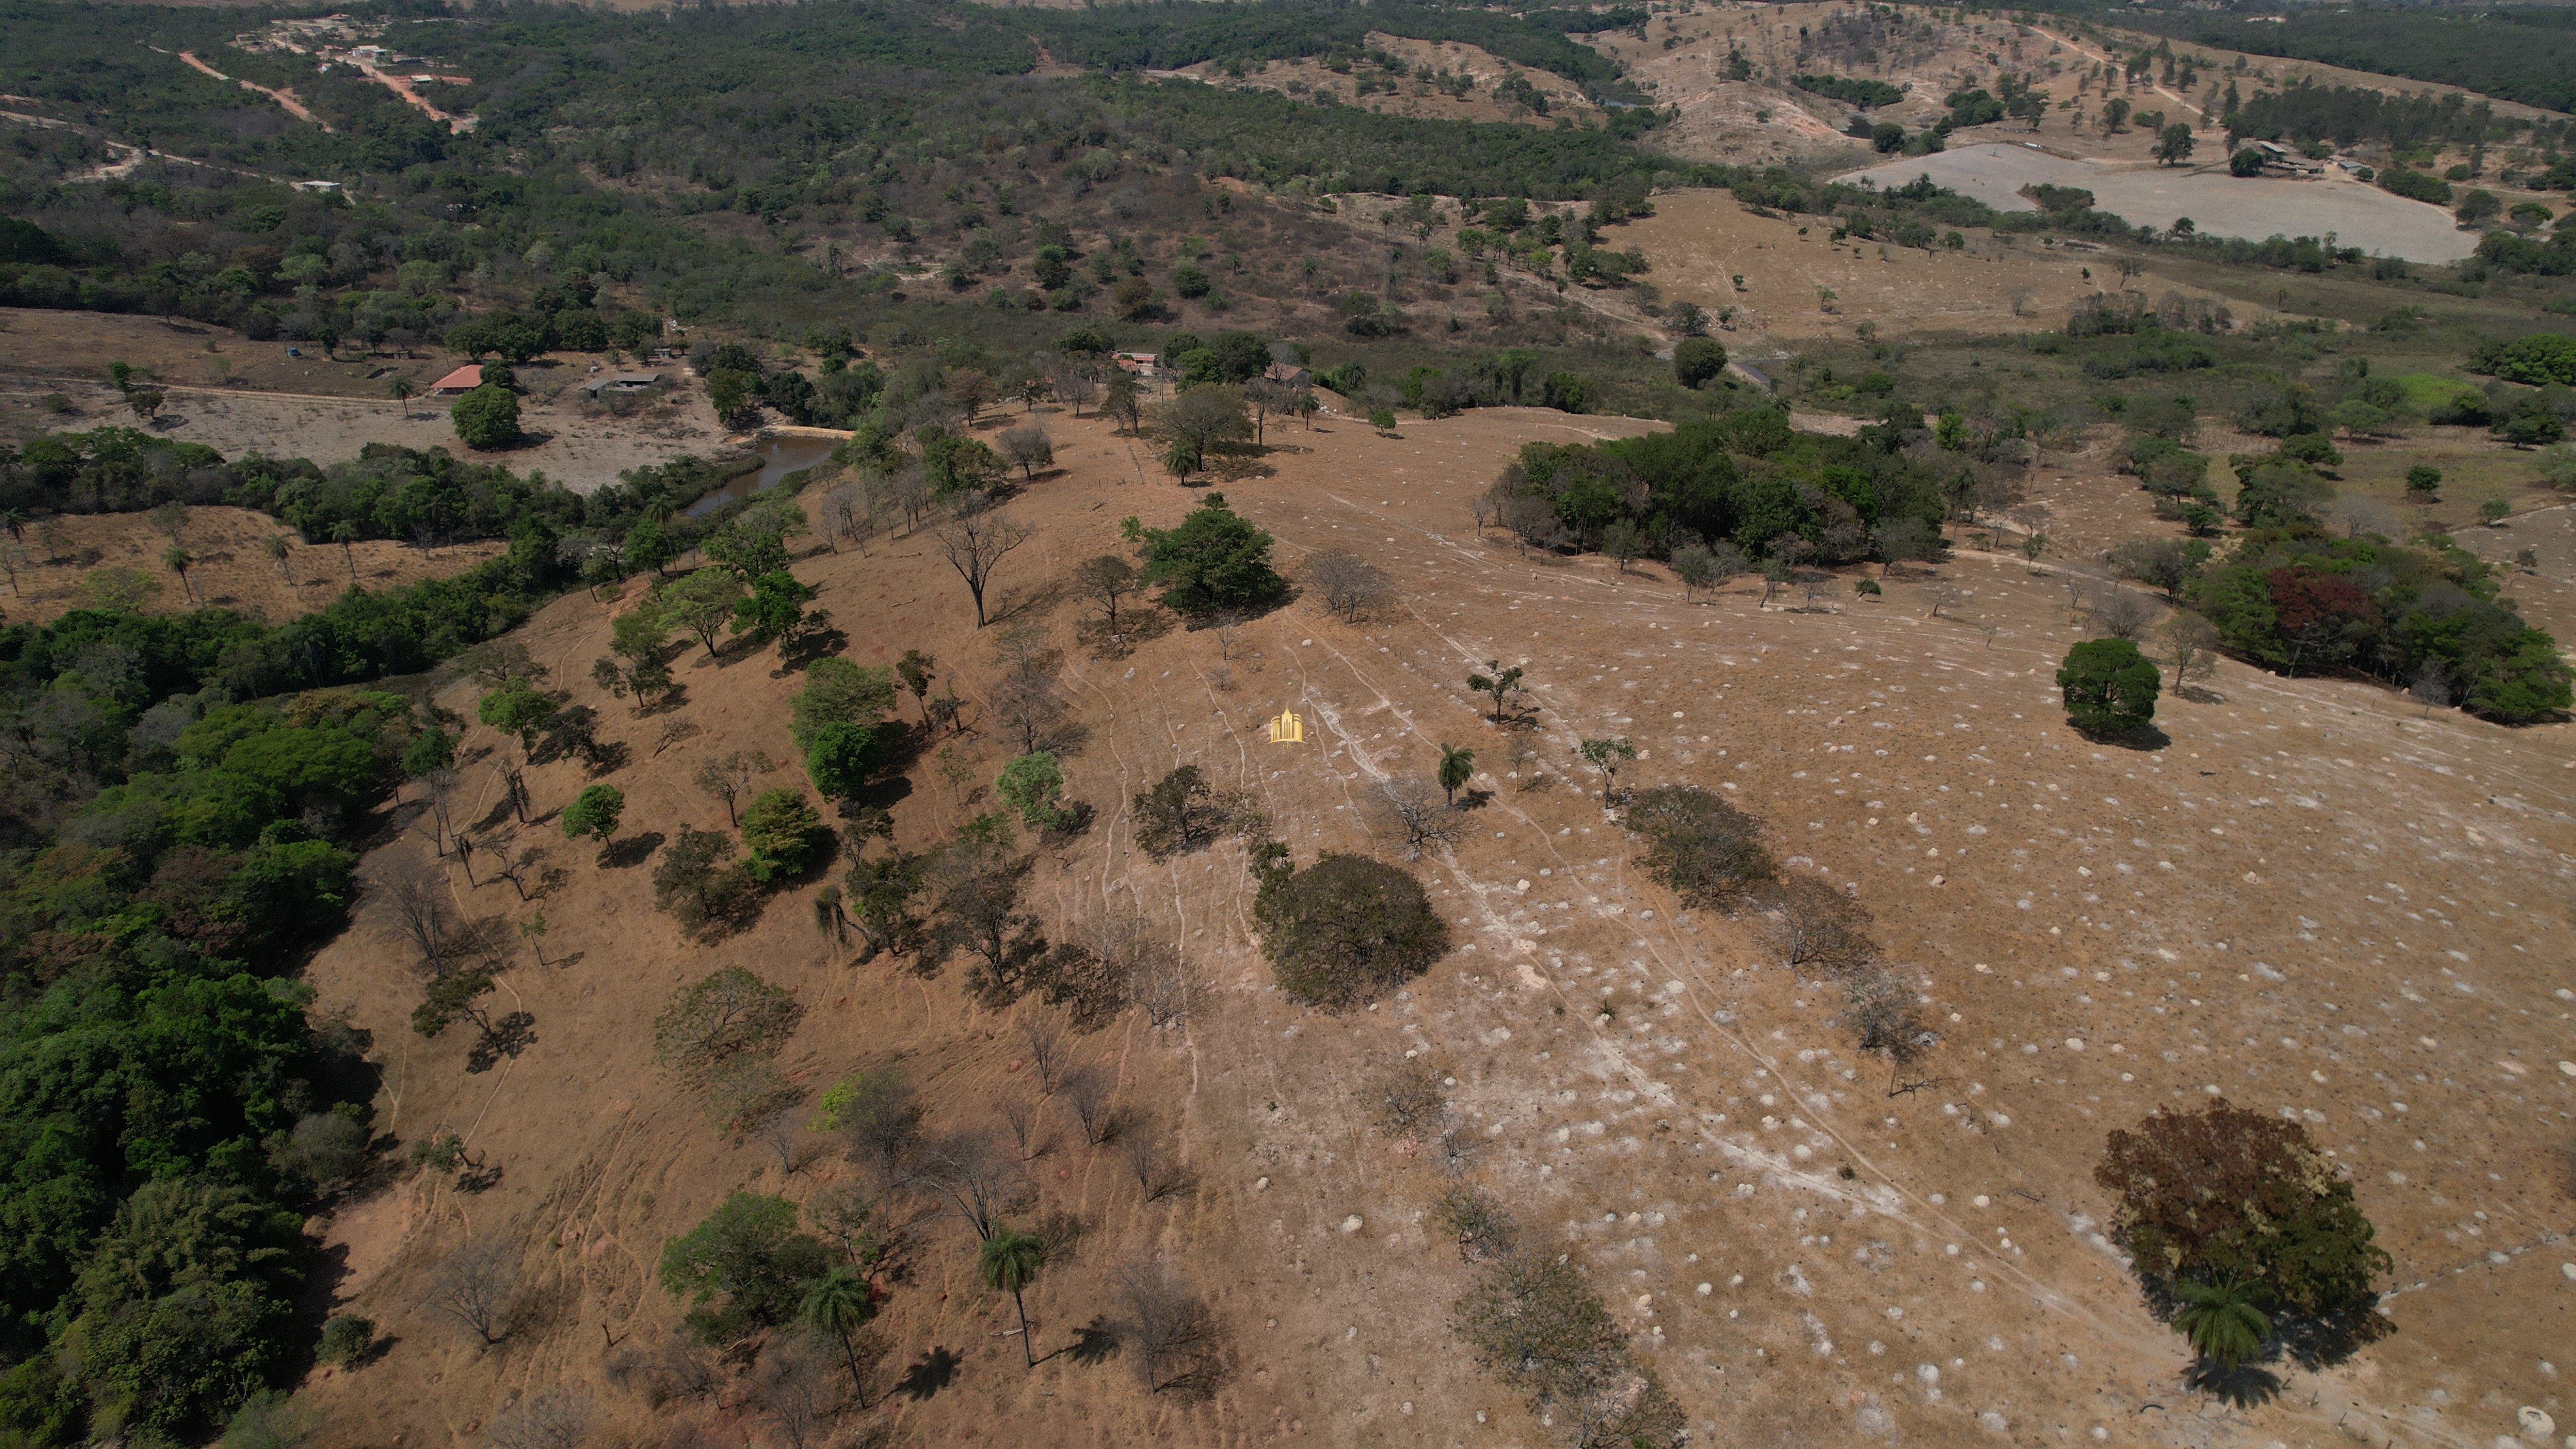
(682, 434), (838, 518)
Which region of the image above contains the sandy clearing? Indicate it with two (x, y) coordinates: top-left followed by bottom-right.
(1840, 143), (2479, 263)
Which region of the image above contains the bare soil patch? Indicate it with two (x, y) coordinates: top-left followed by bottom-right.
(282, 401), (2574, 1449)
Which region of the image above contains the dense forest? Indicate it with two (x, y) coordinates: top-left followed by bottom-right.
(2149, 4), (2576, 115)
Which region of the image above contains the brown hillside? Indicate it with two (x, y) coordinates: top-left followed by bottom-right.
(294, 403), (2576, 1449)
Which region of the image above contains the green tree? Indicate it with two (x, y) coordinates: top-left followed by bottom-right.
(661, 567), (749, 660)
(1436, 742), (1474, 805)
(799, 1267), (882, 1408)
(2154, 122), (2197, 166)
(996, 751), (1071, 830)
(1465, 660), (1528, 724)
(402, 726), (457, 778)
(2056, 638), (2161, 737)
(1574, 736), (1638, 796)
(2097, 1099), (2391, 1320)
(658, 1193), (832, 1344)
(806, 721), (888, 801)
(561, 784), (625, 847)
(450, 385), (522, 450)
(477, 681), (558, 752)
(977, 1226), (1046, 1368)
(2172, 1276), (2270, 1372)
(790, 658), (899, 750)
(733, 568), (812, 642)
(2404, 464), (2442, 498)
(1130, 494), (1285, 615)
(1672, 337), (1727, 389)
(740, 787), (827, 881)
(626, 516), (679, 576)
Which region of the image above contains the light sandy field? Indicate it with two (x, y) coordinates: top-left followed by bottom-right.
(1840, 144), (2481, 264)
(281, 402), (2576, 1449)
(1614, 186), (2240, 340)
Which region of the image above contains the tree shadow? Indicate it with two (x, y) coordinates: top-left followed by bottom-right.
(1057, 1316), (1119, 1367)
(1453, 789), (1495, 811)
(464, 1012), (535, 1073)
(985, 577), (1068, 628)
(586, 740), (632, 776)
(470, 797), (520, 833)
(600, 830), (665, 869)
(894, 1346), (961, 1401)
(774, 618), (851, 674)
(2182, 1358), (2282, 1409)
(2272, 1298), (2396, 1370)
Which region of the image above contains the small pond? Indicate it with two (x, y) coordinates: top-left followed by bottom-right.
(682, 434), (840, 518)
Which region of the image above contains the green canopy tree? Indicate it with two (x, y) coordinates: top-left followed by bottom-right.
(451, 385), (522, 450)
(1127, 494), (1285, 616)
(995, 751), (1071, 830)
(661, 568), (749, 660)
(2056, 638), (2161, 737)
(561, 784), (625, 848)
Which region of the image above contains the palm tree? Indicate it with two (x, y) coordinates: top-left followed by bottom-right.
(798, 1267), (879, 1408)
(162, 544), (193, 604)
(976, 1225), (1046, 1368)
(331, 520), (360, 584)
(389, 375), (417, 421)
(0, 508), (25, 543)
(2172, 1275), (2270, 1373)
(265, 533), (294, 583)
(1436, 742), (1474, 805)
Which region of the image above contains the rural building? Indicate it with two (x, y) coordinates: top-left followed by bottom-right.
(1113, 351), (1161, 376)
(2243, 140), (2323, 177)
(1261, 362), (1312, 388)
(581, 372), (662, 397)
(428, 364), (483, 395)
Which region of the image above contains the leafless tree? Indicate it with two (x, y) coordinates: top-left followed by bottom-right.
(425, 1238), (518, 1346)
(998, 1095), (1046, 1160)
(1050, 360), (1100, 417)
(2091, 588), (2158, 642)
(819, 482), (869, 552)
(997, 424), (1055, 480)
(1308, 548), (1393, 623)
(2160, 611), (2222, 693)
(1062, 1067), (1117, 1145)
(1212, 611), (1245, 660)
(1118, 1258), (1225, 1396)
(1018, 1015), (1065, 1094)
(910, 1132), (1028, 1241)
(487, 1388), (591, 1449)
(653, 719), (701, 756)
(748, 1094), (815, 1175)
(751, 1345), (844, 1449)
(1925, 584), (1962, 619)
(933, 503), (1034, 628)
(1072, 554), (1142, 633)
(416, 768), (461, 855)
(1130, 939), (1193, 1030)
(693, 751), (776, 827)
(1377, 777), (1464, 859)
(491, 843), (549, 902)
(988, 669), (1071, 754)
(1121, 1128), (1193, 1203)
(378, 866), (456, 974)
(1753, 876), (1877, 977)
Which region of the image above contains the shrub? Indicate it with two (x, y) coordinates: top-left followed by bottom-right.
(651, 825), (757, 936)
(2468, 334), (2576, 386)
(2057, 638), (2160, 736)
(450, 385), (522, 450)
(996, 751), (1072, 830)
(739, 787), (828, 881)
(1618, 785), (1773, 905)
(2096, 1100), (2391, 1318)
(1253, 852), (1449, 1011)
(317, 1314), (376, 1367)
(1672, 337), (1727, 389)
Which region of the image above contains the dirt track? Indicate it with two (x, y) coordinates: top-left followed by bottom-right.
(285, 403), (2575, 1449)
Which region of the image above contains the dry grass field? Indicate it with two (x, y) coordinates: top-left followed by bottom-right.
(279, 402), (2576, 1449)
